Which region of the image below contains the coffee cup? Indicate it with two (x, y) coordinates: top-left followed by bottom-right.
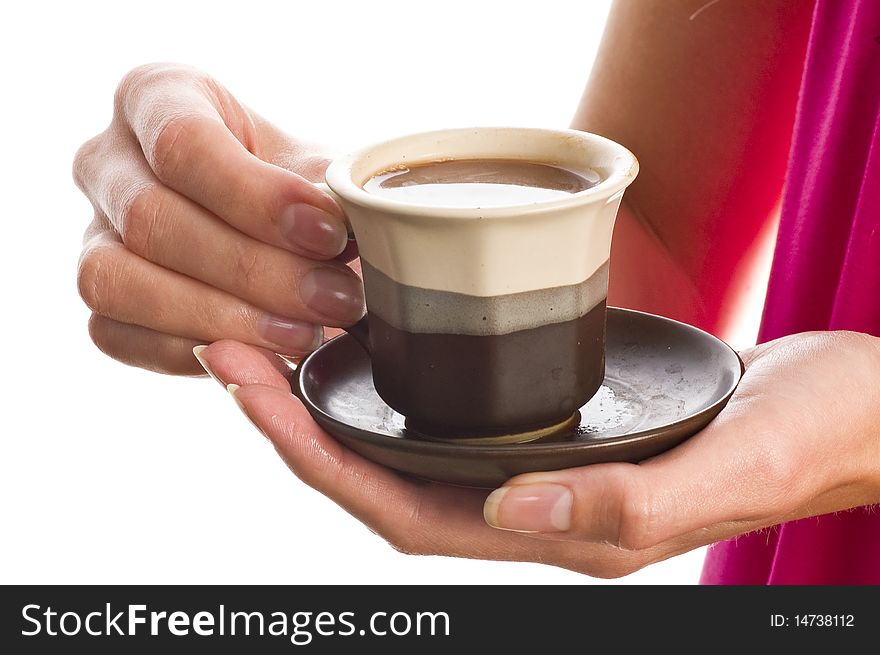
(319, 127), (638, 440)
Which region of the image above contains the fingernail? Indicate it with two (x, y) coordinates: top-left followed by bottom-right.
(227, 383), (244, 410)
(227, 383), (264, 437)
(483, 483), (572, 533)
(193, 345), (224, 385)
(279, 203), (348, 257)
(258, 315), (324, 353)
(299, 267), (365, 324)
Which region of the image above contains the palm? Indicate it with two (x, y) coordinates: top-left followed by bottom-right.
(200, 331), (880, 578)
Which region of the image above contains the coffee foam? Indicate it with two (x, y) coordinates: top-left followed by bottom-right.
(361, 259), (608, 336)
(363, 159), (600, 208)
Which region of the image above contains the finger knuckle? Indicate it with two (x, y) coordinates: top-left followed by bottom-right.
(616, 483), (664, 552)
(87, 313), (115, 357)
(836, 330), (880, 369)
(230, 241), (270, 291)
(72, 134), (103, 192)
(118, 183), (166, 258)
(383, 515), (437, 557)
(150, 114), (200, 182)
(385, 532), (429, 557)
(750, 437), (802, 513)
(77, 244), (122, 315)
(553, 541), (649, 579)
(586, 557), (643, 579)
(114, 64), (165, 116)
(153, 336), (192, 375)
(114, 63), (203, 113)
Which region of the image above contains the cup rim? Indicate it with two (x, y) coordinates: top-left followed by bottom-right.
(324, 126), (639, 219)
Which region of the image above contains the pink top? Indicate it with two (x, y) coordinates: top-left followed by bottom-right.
(700, 0), (880, 584)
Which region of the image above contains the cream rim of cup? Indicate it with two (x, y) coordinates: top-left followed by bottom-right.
(324, 127), (639, 220)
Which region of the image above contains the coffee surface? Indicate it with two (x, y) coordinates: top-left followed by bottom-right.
(363, 159), (599, 208)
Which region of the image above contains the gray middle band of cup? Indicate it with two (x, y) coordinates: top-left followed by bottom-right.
(360, 259), (609, 336)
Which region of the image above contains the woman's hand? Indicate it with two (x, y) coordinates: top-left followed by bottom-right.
(73, 63), (364, 375)
(195, 330), (880, 578)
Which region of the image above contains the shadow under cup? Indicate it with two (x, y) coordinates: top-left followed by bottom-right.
(324, 128), (639, 440)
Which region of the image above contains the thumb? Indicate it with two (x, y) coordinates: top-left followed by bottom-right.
(480, 397), (797, 550)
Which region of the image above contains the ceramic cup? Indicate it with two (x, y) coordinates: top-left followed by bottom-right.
(321, 127), (638, 439)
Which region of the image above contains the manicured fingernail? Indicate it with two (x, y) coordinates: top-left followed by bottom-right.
(226, 384), (254, 422)
(227, 383), (243, 408)
(299, 267), (365, 324)
(258, 315), (324, 353)
(483, 483), (572, 533)
(193, 345), (224, 385)
(279, 203), (348, 257)
(227, 383), (262, 435)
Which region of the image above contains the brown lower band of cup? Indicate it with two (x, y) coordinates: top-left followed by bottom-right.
(369, 301), (607, 431)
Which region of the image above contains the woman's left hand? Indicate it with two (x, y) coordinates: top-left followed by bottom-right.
(194, 330), (880, 578)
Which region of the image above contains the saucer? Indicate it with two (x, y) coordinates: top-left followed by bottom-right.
(291, 307), (744, 488)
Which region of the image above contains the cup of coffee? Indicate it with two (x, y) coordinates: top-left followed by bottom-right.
(321, 127), (638, 440)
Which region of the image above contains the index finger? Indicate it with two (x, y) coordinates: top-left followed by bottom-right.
(198, 340), (547, 559)
(116, 64), (348, 257)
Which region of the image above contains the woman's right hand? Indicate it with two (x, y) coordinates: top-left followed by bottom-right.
(73, 63), (365, 375)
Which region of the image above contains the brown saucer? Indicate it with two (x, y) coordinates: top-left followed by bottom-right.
(292, 307), (744, 488)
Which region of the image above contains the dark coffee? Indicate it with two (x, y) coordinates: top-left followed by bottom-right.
(363, 158), (599, 207)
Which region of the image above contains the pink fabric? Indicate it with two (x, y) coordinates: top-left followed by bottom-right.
(701, 0), (880, 584)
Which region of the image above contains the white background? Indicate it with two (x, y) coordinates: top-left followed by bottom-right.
(0, 0), (763, 585)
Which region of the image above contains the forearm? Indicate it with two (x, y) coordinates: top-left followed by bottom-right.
(573, 0), (813, 337)
(607, 200), (707, 326)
